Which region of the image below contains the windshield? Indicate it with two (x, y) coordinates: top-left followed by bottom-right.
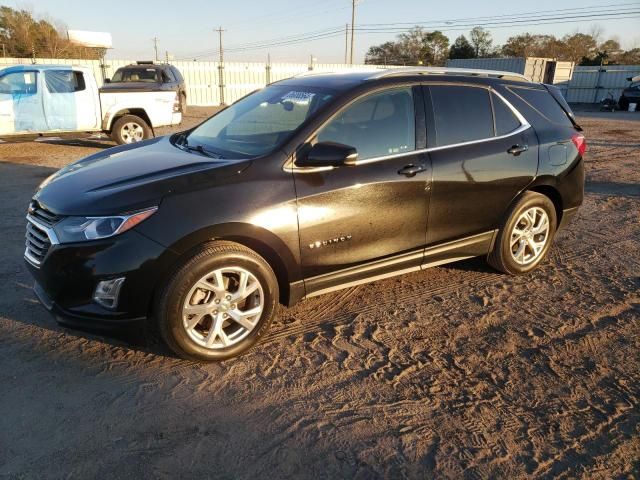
(186, 85), (336, 158)
(111, 67), (159, 83)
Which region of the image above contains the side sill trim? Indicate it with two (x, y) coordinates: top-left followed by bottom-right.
(304, 230), (496, 299)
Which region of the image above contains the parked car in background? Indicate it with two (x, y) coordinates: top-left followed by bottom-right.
(25, 67), (586, 362)
(102, 61), (188, 114)
(618, 75), (640, 111)
(0, 64), (182, 144)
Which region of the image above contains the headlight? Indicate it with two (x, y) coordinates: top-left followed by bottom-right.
(53, 207), (157, 243)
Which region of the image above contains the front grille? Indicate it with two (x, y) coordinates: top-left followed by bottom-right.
(25, 219), (52, 266)
(25, 202), (62, 267)
(29, 201), (61, 226)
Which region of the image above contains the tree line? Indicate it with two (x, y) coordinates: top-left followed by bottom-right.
(365, 26), (640, 66)
(0, 6), (104, 59)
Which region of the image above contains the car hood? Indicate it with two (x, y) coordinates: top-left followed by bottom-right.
(34, 136), (250, 216)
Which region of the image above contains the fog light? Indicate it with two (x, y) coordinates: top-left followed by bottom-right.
(93, 277), (125, 309)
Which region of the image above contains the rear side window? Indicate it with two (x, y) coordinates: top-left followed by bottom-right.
(430, 85), (493, 147)
(171, 67), (184, 82)
(44, 71), (86, 93)
(491, 93), (521, 136)
(509, 87), (572, 127)
(163, 68), (176, 83)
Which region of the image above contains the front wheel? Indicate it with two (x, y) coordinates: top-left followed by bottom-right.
(155, 241), (279, 361)
(488, 191), (557, 275)
(111, 114), (152, 144)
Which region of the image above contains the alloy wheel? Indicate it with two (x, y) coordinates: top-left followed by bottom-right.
(510, 207), (550, 265)
(182, 267), (264, 349)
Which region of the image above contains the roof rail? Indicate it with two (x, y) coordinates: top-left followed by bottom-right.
(365, 67), (530, 82)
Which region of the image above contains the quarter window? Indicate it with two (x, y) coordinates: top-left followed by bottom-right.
(492, 92), (521, 135)
(44, 71), (86, 93)
(509, 86), (572, 127)
(316, 87), (415, 160)
(430, 85), (493, 147)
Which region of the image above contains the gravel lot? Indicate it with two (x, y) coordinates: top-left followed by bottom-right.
(1, 108), (638, 479)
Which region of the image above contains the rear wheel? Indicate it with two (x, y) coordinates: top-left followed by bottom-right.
(156, 241), (279, 361)
(618, 96), (629, 111)
(111, 114), (152, 145)
(488, 191), (557, 274)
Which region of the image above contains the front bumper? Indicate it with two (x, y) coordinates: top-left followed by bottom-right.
(25, 229), (179, 326)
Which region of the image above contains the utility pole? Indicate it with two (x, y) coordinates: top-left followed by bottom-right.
(152, 37), (159, 62)
(344, 23), (349, 64)
(165, 50), (169, 64)
(349, 0), (356, 64)
(216, 26), (226, 105)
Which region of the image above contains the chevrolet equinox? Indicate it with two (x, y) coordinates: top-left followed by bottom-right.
(25, 67), (586, 361)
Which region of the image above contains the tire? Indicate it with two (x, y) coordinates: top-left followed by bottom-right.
(155, 241), (279, 362)
(488, 191), (557, 275)
(110, 114), (152, 145)
(180, 93), (188, 115)
(618, 96), (629, 111)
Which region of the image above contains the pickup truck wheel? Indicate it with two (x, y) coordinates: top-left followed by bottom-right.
(155, 241), (279, 362)
(111, 115), (152, 145)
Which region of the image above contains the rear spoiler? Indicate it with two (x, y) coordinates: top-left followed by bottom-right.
(543, 84), (582, 131)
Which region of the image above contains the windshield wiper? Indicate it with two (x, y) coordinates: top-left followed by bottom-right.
(174, 133), (224, 159)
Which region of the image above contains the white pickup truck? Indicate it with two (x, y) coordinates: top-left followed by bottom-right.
(0, 64), (182, 144)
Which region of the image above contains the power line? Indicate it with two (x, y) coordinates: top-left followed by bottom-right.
(175, 4), (638, 60)
(353, 9), (640, 33)
(357, 1), (640, 27)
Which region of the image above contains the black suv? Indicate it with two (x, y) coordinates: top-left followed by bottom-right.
(102, 61), (188, 113)
(25, 68), (585, 361)
(618, 75), (640, 111)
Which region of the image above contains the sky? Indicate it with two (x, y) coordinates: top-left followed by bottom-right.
(8, 0), (640, 63)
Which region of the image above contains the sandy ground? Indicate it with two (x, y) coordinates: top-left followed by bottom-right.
(0, 108), (638, 479)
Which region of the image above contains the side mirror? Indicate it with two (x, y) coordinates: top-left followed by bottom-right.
(104, 78), (111, 83)
(296, 142), (358, 168)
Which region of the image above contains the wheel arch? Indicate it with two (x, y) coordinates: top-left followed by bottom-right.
(105, 108), (153, 132)
(147, 222), (301, 311)
(526, 181), (564, 226)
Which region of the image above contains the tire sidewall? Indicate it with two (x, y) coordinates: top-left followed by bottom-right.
(497, 193), (557, 274)
(159, 248), (278, 361)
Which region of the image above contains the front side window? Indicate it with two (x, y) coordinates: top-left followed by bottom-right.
(430, 85), (493, 147)
(0, 71), (37, 95)
(186, 85), (335, 158)
(316, 87), (415, 160)
(44, 71), (86, 93)
(111, 68), (160, 83)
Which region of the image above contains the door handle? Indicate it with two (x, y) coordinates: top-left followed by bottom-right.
(507, 144), (529, 156)
(397, 164), (426, 177)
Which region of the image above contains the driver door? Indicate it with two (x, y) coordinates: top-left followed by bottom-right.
(292, 86), (432, 295)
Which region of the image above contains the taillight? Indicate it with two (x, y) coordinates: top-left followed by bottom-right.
(173, 93), (180, 113)
(572, 133), (586, 156)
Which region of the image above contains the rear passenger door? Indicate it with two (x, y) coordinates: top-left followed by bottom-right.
(424, 84), (538, 246)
